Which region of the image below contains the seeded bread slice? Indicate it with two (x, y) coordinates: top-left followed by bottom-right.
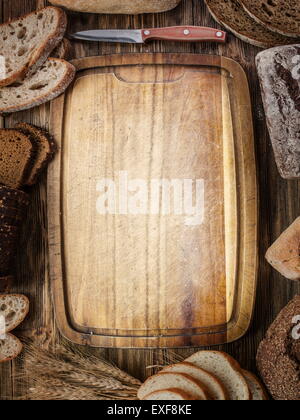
(162, 362), (228, 400)
(242, 370), (268, 400)
(0, 294), (29, 333)
(138, 372), (210, 400)
(0, 7), (67, 87)
(0, 186), (30, 207)
(15, 123), (57, 186)
(143, 388), (197, 400)
(205, 0), (294, 48)
(240, 0), (300, 38)
(0, 129), (35, 188)
(0, 58), (76, 114)
(185, 351), (251, 400)
(0, 333), (23, 362)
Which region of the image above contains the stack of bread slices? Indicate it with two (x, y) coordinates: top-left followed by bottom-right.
(138, 351), (268, 400)
(0, 294), (29, 362)
(204, 0), (300, 49)
(0, 6), (75, 113)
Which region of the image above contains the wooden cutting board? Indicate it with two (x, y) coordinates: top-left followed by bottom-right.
(49, 54), (258, 348)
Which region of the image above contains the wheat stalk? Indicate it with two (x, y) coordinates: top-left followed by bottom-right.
(15, 342), (141, 400)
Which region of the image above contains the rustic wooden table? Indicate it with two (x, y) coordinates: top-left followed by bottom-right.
(1, 0), (300, 400)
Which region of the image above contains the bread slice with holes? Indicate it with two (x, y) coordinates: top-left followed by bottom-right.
(242, 370), (268, 400)
(138, 372), (210, 400)
(0, 7), (67, 87)
(205, 0), (295, 48)
(162, 362), (228, 400)
(0, 58), (76, 114)
(0, 333), (23, 362)
(185, 351), (251, 400)
(240, 0), (300, 38)
(143, 388), (197, 400)
(0, 294), (29, 333)
(15, 123), (57, 185)
(0, 129), (35, 188)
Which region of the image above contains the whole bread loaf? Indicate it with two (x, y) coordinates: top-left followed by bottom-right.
(48, 0), (181, 14)
(257, 296), (300, 400)
(256, 45), (300, 179)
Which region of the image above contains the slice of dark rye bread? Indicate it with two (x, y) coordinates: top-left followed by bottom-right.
(240, 0), (300, 38)
(15, 123), (57, 186)
(256, 45), (300, 179)
(0, 58), (76, 114)
(0, 129), (36, 189)
(0, 7), (67, 87)
(204, 0), (297, 48)
(257, 295), (300, 400)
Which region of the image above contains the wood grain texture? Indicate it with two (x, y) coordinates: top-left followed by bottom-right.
(0, 0), (299, 399)
(49, 54), (257, 348)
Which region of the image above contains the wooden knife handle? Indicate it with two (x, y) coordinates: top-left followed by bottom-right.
(142, 26), (227, 43)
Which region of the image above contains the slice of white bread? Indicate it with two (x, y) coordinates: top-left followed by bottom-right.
(0, 7), (67, 87)
(162, 362), (228, 400)
(143, 388), (197, 400)
(265, 217), (300, 281)
(0, 333), (23, 362)
(185, 351), (251, 400)
(242, 370), (268, 400)
(138, 372), (210, 400)
(0, 294), (29, 333)
(0, 58), (76, 114)
(52, 38), (72, 60)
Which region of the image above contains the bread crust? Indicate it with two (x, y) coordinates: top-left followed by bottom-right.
(0, 58), (76, 114)
(48, 0), (181, 14)
(242, 370), (269, 400)
(0, 7), (67, 87)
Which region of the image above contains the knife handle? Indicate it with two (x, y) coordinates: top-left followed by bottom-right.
(142, 26), (227, 43)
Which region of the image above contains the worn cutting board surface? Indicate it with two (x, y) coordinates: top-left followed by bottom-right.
(49, 54), (257, 348)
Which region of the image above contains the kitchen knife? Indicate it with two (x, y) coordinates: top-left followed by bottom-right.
(70, 26), (227, 44)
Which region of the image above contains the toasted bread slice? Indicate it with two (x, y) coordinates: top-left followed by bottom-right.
(138, 372), (210, 400)
(163, 362), (228, 400)
(185, 351), (251, 400)
(0, 294), (29, 333)
(0, 333), (23, 362)
(143, 388), (197, 400)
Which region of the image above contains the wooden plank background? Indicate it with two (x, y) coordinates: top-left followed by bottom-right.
(0, 0), (299, 400)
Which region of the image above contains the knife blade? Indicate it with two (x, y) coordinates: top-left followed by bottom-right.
(70, 26), (227, 44)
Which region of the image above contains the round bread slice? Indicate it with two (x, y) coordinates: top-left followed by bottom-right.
(0, 58), (76, 114)
(0, 333), (23, 362)
(240, 0), (300, 38)
(185, 351), (251, 400)
(0, 294), (29, 333)
(138, 372), (210, 400)
(205, 0), (294, 48)
(0, 185), (30, 207)
(242, 370), (268, 400)
(143, 388), (197, 400)
(162, 362), (228, 400)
